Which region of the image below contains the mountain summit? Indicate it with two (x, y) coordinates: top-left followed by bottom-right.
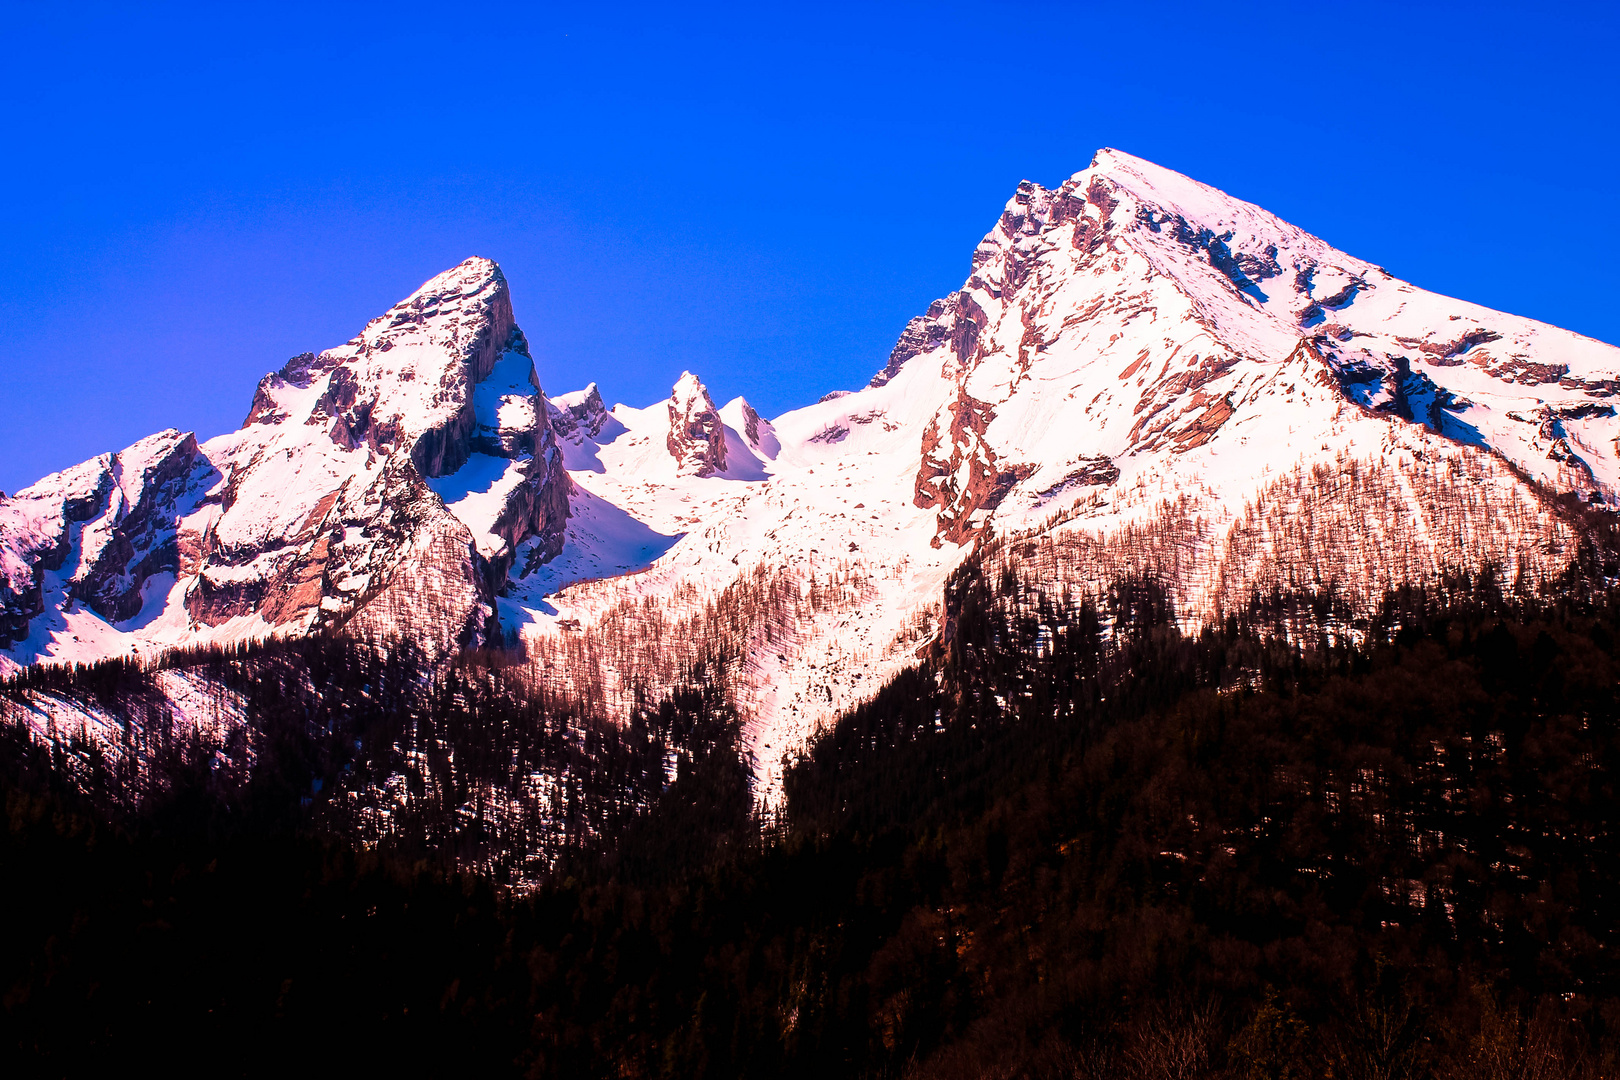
(1, 256), (569, 661)
(6, 151), (1619, 791)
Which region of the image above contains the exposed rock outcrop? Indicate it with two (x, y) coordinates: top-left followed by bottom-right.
(549, 383), (611, 441)
(870, 291), (989, 388)
(68, 430), (202, 622)
(666, 372), (728, 476)
(0, 456), (115, 646)
(0, 430), (209, 644)
(734, 398), (776, 456)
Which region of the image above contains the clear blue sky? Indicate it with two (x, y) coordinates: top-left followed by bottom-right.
(2, 1), (1616, 492)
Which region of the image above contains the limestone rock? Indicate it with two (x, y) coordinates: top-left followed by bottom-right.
(666, 371), (728, 477)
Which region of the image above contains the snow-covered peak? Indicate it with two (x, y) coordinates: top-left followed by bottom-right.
(553, 382), (604, 411)
(719, 396), (779, 459)
(2, 257), (570, 671)
(1086, 148), (1295, 231)
(550, 382), (612, 442)
(241, 254), (526, 480)
(671, 371), (709, 408)
(371, 256), (504, 326)
(10, 155), (1620, 805)
(666, 371), (728, 476)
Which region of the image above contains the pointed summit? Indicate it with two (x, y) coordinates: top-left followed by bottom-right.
(719, 396), (778, 458)
(0, 257), (572, 668)
(667, 372), (728, 476)
(243, 255), (524, 475)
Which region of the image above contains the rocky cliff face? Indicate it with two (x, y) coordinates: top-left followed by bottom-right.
(0, 431), (210, 647)
(549, 383), (612, 442)
(666, 372), (728, 476)
(1, 257), (570, 666)
(69, 430), (202, 623)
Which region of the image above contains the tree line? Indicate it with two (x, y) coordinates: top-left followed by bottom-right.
(9, 553), (1620, 1075)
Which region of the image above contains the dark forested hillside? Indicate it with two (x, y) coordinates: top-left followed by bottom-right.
(9, 561), (1620, 1077)
(2, 636), (749, 886)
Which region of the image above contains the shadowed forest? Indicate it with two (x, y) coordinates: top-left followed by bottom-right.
(9, 552), (1620, 1077)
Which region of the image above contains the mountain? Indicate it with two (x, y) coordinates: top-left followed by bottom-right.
(5, 150), (1620, 796)
(502, 148), (1620, 793)
(10, 148), (1620, 1080)
(1, 257), (569, 664)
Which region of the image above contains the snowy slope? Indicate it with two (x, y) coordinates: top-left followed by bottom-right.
(6, 151), (1619, 799)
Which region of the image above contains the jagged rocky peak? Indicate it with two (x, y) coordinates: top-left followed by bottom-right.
(667, 371), (728, 476)
(0, 256), (575, 669)
(242, 255), (528, 478)
(0, 429), (207, 646)
(873, 143), (1620, 557)
(550, 382), (611, 442)
(872, 147), (1326, 391)
(193, 254), (571, 639)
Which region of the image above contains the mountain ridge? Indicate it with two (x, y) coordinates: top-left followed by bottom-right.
(5, 149), (1619, 797)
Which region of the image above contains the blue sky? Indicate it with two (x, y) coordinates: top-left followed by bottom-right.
(2, 1), (1616, 492)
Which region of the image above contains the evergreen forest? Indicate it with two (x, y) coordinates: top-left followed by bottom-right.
(8, 553), (1620, 1078)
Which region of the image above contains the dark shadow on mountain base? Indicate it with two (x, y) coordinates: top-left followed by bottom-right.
(10, 554), (1620, 1076)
